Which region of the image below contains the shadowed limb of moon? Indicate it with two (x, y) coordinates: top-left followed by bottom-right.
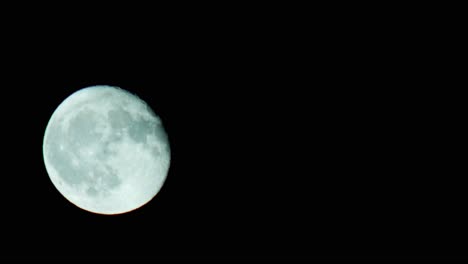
(43, 85), (171, 215)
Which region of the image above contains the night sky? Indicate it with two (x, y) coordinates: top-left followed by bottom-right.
(1, 4), (464, 261)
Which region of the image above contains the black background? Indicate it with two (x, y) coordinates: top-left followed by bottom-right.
(1, 3), (465, 261)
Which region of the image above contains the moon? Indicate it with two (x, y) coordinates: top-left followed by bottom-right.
(43, 85), (171, 215)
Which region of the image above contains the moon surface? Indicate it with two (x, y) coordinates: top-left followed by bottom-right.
(43, 85), (170, 214)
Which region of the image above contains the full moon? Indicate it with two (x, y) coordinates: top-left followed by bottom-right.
(43, 85), (171, 215)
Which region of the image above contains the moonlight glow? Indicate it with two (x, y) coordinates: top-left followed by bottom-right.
(43, 85), (171, 215)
